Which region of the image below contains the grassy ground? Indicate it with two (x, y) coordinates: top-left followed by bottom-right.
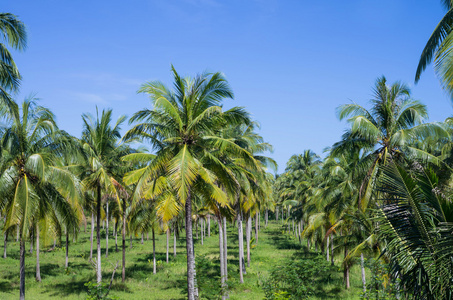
(0, 219), (364, 299)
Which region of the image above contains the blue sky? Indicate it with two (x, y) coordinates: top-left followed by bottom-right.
(4, 0), (452, 173)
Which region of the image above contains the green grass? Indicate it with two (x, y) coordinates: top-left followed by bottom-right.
(0, 220), (364, 299)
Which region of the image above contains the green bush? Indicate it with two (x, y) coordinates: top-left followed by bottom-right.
(262, 254), (335, 299)
(84, 281), (117, 300)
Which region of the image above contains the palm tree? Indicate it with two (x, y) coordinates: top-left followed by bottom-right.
(0, 98), (78, 299)
(80, 108), (129, 284)
(0, 13), (27, 100)
(415, 1), (453, 96)
(333, 76), (446, 210)
(124, 66), (254, 300)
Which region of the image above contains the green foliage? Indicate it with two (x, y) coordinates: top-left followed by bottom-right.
(361, 260), (398, 300)
(262, 254), (336, 299)
(84, 281), (117, 300)
(195, 255), (222, 299)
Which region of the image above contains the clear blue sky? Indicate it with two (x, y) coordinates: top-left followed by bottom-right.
(4, 0), (452, 173)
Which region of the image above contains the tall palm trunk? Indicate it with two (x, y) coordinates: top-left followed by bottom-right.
(326, 234), (330, 262)
(361, 253), (366, 293)
(223, 217), (228, 281)
(115, 221), (118, 252)
(90, 211), (94, 260)
(105, 201), (109, 258)
(96, 184), (102, 284)
(122, 201), (126, 282)
(265, 209), (268, 227)
(255, 215), (258, 244)
(141, 233), (144, 244)
(36, 227), (41, 282)
(152, 227), (156, 274)
(330, 234), (334, 266)
(166, 228), (169, 263)
(173, 228), (177, 257)
(185, 191), (196, 300)
(201, 219), (204, 245)
(237, 211), (244, 283)
(3, 231), (7, 259)
(218, 217), (226, 292)
(65, 229), (69, 268)
(208, 215), (211, 237)
(19, 237), (25, 300)
(246, 215), (251, 267)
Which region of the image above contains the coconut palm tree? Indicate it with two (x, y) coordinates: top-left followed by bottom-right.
(333, 76), (447, 210)
(415, 1), (453, 96)
(0, 13), (27, 100)
(79, 108), (129, 284)
(124, 66), (254, 300)
(0, 98), (78, 299)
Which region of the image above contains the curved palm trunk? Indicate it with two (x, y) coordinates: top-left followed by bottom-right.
(122, 202), (126, 282)
(96, 184), (102, 284)
(105, 201), (109, 258)
(152, 228), (156, 274)
(36, 227), (41, 282)
(90, 211), (94, 260)
(19, 237), (25, 300)
(185, 191), (196, 300)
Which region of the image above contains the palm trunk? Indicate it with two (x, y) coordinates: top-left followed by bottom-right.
(90, 211), (94, 260)
(258, 212), (261, 231)
(208, 215), (211, 237)
(265, 209), (268, 227)
(36, 227), (41, 282)
(166, 229), (169, 263)
(122, 205), (126, 282)
(65, 229), (69, 268)
(237, 211), (244, 283)
(218, 217), (226, 300)
(141, 233), (144, 244)
(173, 228), (177, 257)
(246, 215), (251, 267)
(201, 219), (204, 246)
(326, 234), (330, 262)
(20, 237), (25, 300)
(115, 221), (118, 252)
(344, 246), (350, 289)
(223, 216), (228, 281)
(185, 190), (196, 300)
(3, 231), (7, 259)
(105, 201), (109, 258)
(152, 228), (156, 274)
(196, 220), (198, 240)
(361, 253), (366, 293)
(96, 184), (102, 284)
(84, 215), (87, 233)
(255, 215), (258, 245)
(331, 234), (334, 266)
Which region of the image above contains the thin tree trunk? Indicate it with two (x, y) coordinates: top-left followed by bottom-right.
(258, 212), (261, 231)
(84, 215), (87, 233)
(141, 233), (144, 245)
(36, 227), (41, 282)
(152, 228), (156, 274)
(331, 234), (334, 266)
(218, 217), (226, 300)
(196, 220), (198, 240)
(265, 209), (268, 227)
(255, 215), (258, 245)
(65, 229), (69, 268)
(20, 238), (25, 300)
(166, 228), (169, 263)
(122, 203), (126, 282)
(3, 231), (7, 259)
(185, 191), (196, 300)
(115, 221), (118, 252)
(105, 201), (109, 258)
(237, 211), (244, 283)
(344, 246), (350, 289)
(96, 185), (102, 284)
(173, 228), (177, 257)
(201, 219), (204, 245)
(223, 216), (228, 281)
(208, 215), (211, 237)
(246, 216), (251, 267)
(90, 211), (94, 260)
(326, 234), (330, 262)
(361, 253), (366, 293)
